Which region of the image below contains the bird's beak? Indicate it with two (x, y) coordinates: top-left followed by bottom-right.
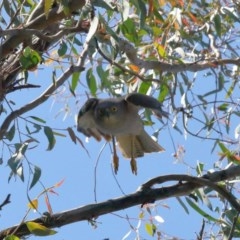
(98, 108), (110, 119)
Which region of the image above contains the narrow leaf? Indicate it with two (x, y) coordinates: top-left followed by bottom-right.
(213, 14), (221, 37)
(44, 126), (56, 151)
(44, 0), (55, 19)
(67, 127), (77, 144)
(176, 196), (189, 214)
(6, 124), (15, 141)
(186, 197), (220, 222)
(29, 166), (41, 189)
(71, 71), (80, 93)
(86, 68), (97, 96)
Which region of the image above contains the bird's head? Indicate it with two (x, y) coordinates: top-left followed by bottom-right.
(94, 100), (127, 124)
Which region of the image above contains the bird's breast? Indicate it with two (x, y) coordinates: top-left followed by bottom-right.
(96, 114), (142, 136)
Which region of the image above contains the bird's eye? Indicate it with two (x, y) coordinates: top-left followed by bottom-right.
(111, 106), (118, 112)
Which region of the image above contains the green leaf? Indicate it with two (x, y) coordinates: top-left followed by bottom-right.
(19, 47), (41, 70)
(29, 166), (41, 190)
(8, 156), (21, 174)
(44, 0), (55, 19)
(217, 103), (229, 111)
(71, 71), (80, 93)
(86, 68), (97, 96)
(138, 81), (151, 95)
(196, 162), (204, 176)
(213, 14), (221, 37)
(6, 124), (15, 141)
(97, 65), (109, 89)
(176, 196), (189, 214)
(4, 235), (20, 240)
(44, 126), (56, 151)
(158, 84), (169, 102)
(185, 197), (220, 222)
(137, 0), (147, 28)
(120, 18), (139, 44)
(26, 221), (57, 236)
(58, 41), (68, 56)
(30, 116), (46, 124)
(67, 127), (77, 144)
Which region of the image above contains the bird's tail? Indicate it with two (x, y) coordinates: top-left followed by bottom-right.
(116, 129), (165, 158)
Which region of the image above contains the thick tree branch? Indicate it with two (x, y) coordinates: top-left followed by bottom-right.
(0, 165), (239, 239)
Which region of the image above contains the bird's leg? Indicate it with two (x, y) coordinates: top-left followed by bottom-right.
(130, 136), (137, 175)
(111, 136), (119, 174)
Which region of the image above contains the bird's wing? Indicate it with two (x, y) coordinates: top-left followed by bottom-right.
(125, 93), (168, 118)
(77, 98), (111, 141)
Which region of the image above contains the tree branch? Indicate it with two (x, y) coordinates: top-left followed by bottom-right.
(118, 38), (240, 73)
(0, 0), (86, 58)
(1, 165), (240, 239)
(0, 14), (100, 139)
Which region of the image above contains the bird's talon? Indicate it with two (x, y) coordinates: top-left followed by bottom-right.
(130, 157), (137, 175)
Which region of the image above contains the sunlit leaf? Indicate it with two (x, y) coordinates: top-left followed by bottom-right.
(27, 198), (38, 210)
(154, 215), (164, 223)
(120, 18), (139, 44)
(154, 43), (166, 58)
(44, 0), (55, 19)
(17, 165), (24, 182)
(29, 166), (41, 189)
(8, 157), (21, 174)
(138, 81), (151, 95)
(158, 84), (169, 102)
(145, 223), (156, 236)
(139, 211), (144, 219)
(196, 162), (204, 176)
(26, 222), (57, 236)
(4, 235), (20, 240)
(217, 103), (229, 111)
(71, 71), (80, 93)
(122, 0), (129, 21)
(44, 126), (56, 151)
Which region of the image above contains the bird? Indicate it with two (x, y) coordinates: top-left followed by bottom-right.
(77, 93), (167, 173)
